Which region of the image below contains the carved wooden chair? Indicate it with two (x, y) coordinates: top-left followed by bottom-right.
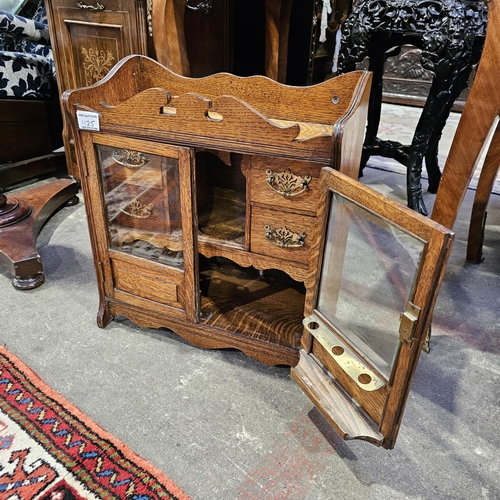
(430, 0), (500, 262)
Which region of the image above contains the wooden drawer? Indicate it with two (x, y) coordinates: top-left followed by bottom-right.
(250, 156), (324, 214)
(250, 206), (316, 264)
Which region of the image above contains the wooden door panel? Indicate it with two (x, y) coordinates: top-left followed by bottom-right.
(67, 23), (123, 88)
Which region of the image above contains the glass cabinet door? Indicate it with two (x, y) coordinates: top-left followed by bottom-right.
(292, 167), (454, 449)
(81, 134), (198, 323)
(97, 144), (184, 268)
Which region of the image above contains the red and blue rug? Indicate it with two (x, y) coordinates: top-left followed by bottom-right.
(0, 346), (191, 500)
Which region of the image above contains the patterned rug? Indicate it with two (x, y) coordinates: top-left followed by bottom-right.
(0, 346), (191, 500)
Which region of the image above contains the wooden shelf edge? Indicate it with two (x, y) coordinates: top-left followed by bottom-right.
(107, 299), (300, 366)
(291, 349), (384, 446)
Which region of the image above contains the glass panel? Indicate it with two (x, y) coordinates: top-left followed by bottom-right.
(96, 145), (184, 269)
(317, 193), (425, 379)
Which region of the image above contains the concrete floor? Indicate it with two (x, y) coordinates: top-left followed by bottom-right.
(1, 160), (500, 498)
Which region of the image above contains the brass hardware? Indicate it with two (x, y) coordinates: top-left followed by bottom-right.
(399, 302), (420, 346)
(422, 326), (431, 353)
(112, 149), (146, 168)
(76, 1), (105, 10)
(206, 110), (223, 122)
(304, 313), (386, 391)
(161, 106), (177, 116)
(264, 225), (306, 248)
(146, 0), (152, 36)
(121, 200), (154, 218)
(186, 0), (213, 14)
(265, 168), (311, 197)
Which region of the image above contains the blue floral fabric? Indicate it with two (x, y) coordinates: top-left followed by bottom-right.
(0, 0), (55, 99)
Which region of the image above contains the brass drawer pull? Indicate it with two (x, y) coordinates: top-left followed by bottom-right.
(264, 225), (306, 248)
(265, 168), (312, 197)
(112, 149), (146, 168)
(76, 1), (105, 10)
(186, 0), (213, 14)
(121, 199), (154, 218)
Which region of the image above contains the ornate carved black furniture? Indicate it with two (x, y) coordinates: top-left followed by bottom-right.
(338, 0), (488, 215)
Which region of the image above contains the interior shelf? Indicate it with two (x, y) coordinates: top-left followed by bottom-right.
(198, 187), (246, 245)
(199, 257), (305, 349)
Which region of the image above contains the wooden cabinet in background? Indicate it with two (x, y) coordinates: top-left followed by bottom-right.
(63, 55), (454, 449)
(45, 0), (149, 178)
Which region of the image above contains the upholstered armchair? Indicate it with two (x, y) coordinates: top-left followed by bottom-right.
(0, 0), (78, 290)
(0, 0), (56, 100)
(0, 0), (64, 187)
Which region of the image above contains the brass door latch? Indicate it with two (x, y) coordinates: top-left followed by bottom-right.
(399, 302), (420, 346)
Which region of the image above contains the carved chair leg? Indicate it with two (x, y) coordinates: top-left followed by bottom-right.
(467, 121), (500, 263)
(406, 66), (466, 215)
(264, 0), (295, 83)
(359, 40), (389, 173)
(426, 62), (478, 194)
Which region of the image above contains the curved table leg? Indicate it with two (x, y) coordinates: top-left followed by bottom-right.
(0, 178), (79, 289)
(359, 41), (388, 174)
(425, 60), (477, 194)
(407, 63), (473, 215)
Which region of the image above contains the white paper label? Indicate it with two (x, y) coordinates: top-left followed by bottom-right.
(76, 110), (100, 131)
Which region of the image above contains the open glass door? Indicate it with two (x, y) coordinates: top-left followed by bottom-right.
(291, 167), (454, 449)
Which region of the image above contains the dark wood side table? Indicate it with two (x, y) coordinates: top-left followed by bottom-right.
(338, 0), (488, 216)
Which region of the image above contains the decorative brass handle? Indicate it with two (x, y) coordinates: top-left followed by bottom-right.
(76, 1), (105, 9)
(186, 0), (213, 14)
(121, 200), (154, 218)
(265, 169), (312, 197)
(112, 149), (146, 168)
(147, 0), (152, 36)
(264, 225), (306, 248)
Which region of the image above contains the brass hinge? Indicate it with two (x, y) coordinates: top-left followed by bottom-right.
(399, 302), (420, 346)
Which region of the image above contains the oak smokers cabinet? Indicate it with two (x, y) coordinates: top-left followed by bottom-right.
(64, 55), (453, 449)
